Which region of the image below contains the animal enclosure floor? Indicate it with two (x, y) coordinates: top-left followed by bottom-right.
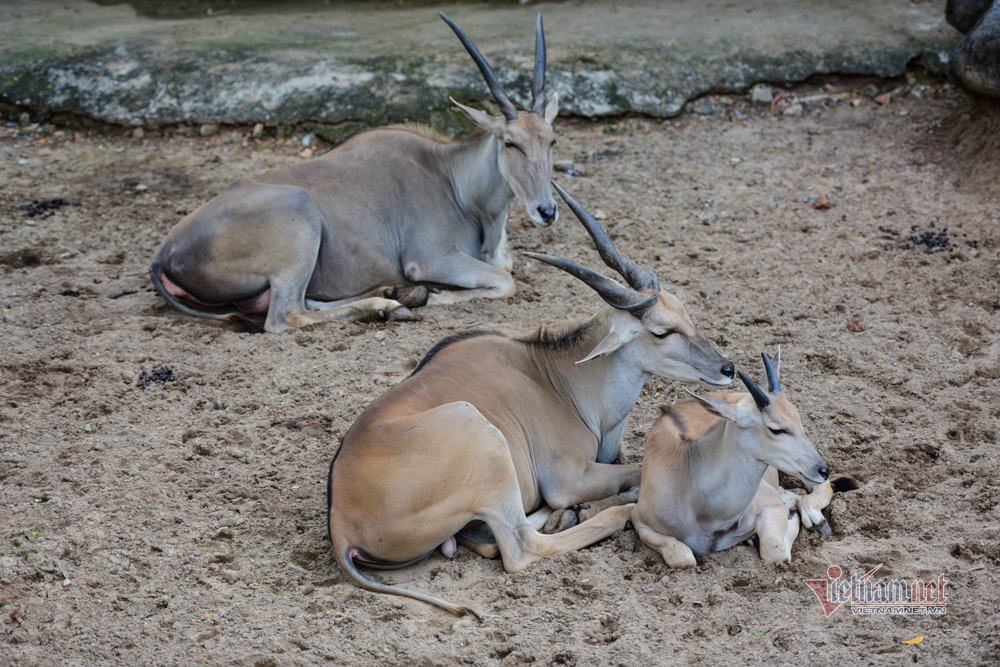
(1, 87), (999, 666)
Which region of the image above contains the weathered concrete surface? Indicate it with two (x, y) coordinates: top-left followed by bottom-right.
(0, 0), (961, 128)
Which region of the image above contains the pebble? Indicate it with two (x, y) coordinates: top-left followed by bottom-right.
(750, 84), (772, 105)
(593, 209), (607, 220)
(132, 127), (145, 139)
(252, 123), (264, 138)
(689, 99), (714, 115)
(782, 103), (803, 117)
(221, 569), (240, 583)
(18, 112), (30, 126)
(553, 159), (574, 172)
(200, 123), (220, 137)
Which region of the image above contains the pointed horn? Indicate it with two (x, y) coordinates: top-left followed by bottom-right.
(531, 14), (546, 115)
(762, 351), (781, 393)
(440, 12), (518, 122)
(523, 251), (658, 318)
(737, 370), (771, 411)
(552, 181), (659, 291)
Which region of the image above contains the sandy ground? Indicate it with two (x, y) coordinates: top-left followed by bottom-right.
(1, 80), (999, 667)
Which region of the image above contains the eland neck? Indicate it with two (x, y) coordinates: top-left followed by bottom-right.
(530, 310), (648, 462)
(685, 420), (770, 517)
(444, 132), (513, 240)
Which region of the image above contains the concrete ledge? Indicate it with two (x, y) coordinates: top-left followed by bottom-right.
(0, 1), (960, 128)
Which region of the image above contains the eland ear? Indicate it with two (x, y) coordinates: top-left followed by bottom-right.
(577, 330), (624, 364)
(451, 98), (506, 137)
(685, 390), (740, 421)
(543, 92), (559, 124)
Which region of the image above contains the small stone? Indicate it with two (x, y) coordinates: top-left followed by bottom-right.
(750, 84), (772, 105)
(850, 98), (863, 107)
(813, 194), (832, 209)
(220, 569), (240, 583)
(847, 318), (866, 332)
(132, 127), (145, 139)
(226, 447), (244, 459)
(593, 209), (607, 220)
(18, 112), (30, 126)
(553, 159), (574, 172)
(299, 147), (313, 158)
(783, 103), (803, 117)
(689, 98), (714, 115)
(135, 184), (148, 191)
(729, 624), (742, 636)
(252, 123), (264, 138)
(873, 93), (891, 106)
(859, 84), (880, 98)
(199, 123), (220, 137)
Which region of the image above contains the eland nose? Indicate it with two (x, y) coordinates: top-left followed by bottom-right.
(818, 466), (829, 481)
(537, 205), (557, 225)
(721, 361), (735, 379)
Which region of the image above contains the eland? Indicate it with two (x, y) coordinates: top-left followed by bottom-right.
(150, 13), (560, 332)
(326, 183), (734, 618)
(631, 349), (858, 568)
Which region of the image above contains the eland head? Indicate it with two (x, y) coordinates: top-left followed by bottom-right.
(441, 13), (559, 226)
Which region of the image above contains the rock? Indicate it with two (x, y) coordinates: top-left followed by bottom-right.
(859, 83), (880, 98)
(220, 569), (240, 583)
(847, 318), (866, 332)
(946, 0), (994, 34)
(813, 194), (832, 209)
(252, 123), (264, 138)
(135, 184), (148, 191)
(553, 159), (574, 172)
(132, 127), (145, 139)
(783, 103), (803, 117)
(689, 98), (714, 115)
(18, 112), (30, 126)
(301, 133), (315, 147)
(953, 0), (1000, 99)
(874, 93), (891, 105)
(593, 209), (607, 220)
(199, 123), (220, 137)
(299, 147), (313, 158)
(750, 84), (773, 105)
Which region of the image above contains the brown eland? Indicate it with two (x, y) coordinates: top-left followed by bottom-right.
(631, 349), (858, 568)
(326, 183), (734, 618)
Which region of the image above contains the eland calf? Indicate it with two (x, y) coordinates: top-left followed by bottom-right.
(150, 13), (559, 332)
(632, 350), (857, 568)
(327, 183), (733, 618)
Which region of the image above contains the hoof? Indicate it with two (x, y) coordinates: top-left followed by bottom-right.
(384, 285), (430, 309)
(388, 305), (422, 322)
(541, 507), (580, 534)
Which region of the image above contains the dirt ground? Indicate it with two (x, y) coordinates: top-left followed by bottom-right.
(2, 79), (999, 667)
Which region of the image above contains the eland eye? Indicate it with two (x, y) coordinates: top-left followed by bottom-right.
(551, 139), (557, 146)
(768, 427), (787, 436)
(504, 141), (517, 149)
(652, 330), (674, 339)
